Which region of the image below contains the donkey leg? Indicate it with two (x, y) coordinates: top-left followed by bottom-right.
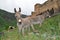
(28, 26), (30, 32)
(18, 26), (23, 35)
(31, 24), (39, 33)
(39, 20), (43, 27)
(25, 26), (28, 31)
(31, 24), (35, 31)
(22, 27), (25, 36)
(39, 23), (42, 27)
(18, 27), (22, 33)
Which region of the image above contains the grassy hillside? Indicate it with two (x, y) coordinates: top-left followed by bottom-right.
(0, 13), (60, 40)
(0, 9), (17, 32)
(0, 9), (28, 32)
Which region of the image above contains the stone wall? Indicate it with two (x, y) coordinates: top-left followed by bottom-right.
(31, 0), (60, 16)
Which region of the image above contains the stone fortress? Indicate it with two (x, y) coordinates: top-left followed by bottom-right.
(31, 0), (60, 16)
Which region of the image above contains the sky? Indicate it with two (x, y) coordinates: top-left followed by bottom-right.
(0, 0), (47, 15)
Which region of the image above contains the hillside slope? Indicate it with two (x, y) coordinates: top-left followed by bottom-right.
(0, 9), (28, 32)
(0, 9), (16, 31)
(1, 13), (60, 40)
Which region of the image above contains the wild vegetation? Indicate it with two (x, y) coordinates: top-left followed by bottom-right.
(0, 9), (16, 32)
(0, 9), (27, 31)
(0, 9), (60, 40)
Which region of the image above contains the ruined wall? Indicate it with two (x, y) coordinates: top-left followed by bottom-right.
(31, 12), (37, 16)
(34, 3), (42, 13)
(31, 0), (60, 16)
(57, 0), (60, 11)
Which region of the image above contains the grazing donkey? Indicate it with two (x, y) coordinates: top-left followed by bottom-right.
(14, 8), (36, 35)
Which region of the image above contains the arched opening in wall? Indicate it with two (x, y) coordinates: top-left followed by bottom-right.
(59, 7), (60, 12)
(36, 12), (43, 16)
(47, 9), (50, 15)
(51, 0), (53, 2)
(47, 9), (49, 12)
(58, 6), (60, 12)
(40, 13), (43, 15)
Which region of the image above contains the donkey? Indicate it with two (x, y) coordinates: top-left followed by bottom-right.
(14, 8), (50, 35)
(30, 11), (50, 27)
(14, 8), (36, 35)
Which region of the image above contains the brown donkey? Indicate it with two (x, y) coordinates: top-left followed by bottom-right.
(14, 8), (36, 35)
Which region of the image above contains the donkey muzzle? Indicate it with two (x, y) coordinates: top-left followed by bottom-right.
(19, 22), (22, 24)
(18, 19), (22, 24)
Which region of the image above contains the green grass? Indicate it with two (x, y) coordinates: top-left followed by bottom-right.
(0, 9), (16, 31)
(0, 13), (60, 40)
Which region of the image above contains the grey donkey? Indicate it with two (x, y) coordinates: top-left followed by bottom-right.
(29, 11), (50, 27)
(14, 8), (37, 35)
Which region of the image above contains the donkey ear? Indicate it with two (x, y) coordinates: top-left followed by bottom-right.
(19, 8), (21, 12)
(14, 8), (16, 12)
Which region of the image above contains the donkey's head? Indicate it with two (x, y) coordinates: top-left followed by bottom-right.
(14, 8), (22, 24)
(41, 11), (50, 19)
(44, 11), (51, 18)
